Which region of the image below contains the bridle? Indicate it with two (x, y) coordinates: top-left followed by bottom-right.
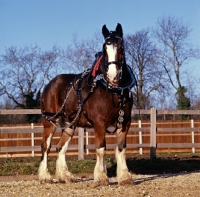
(101, 32), (126, 87)
(104, 36), (125, 67)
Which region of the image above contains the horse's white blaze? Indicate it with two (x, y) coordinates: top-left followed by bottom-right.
(115, 147), (131, 182)
(56, 136), (72, 180)
(38, 134), (53, 181)
(94, 147), (108, 181)
(106, 44), (118, 82)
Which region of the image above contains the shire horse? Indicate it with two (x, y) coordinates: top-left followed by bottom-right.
(38, 23), (137, 185)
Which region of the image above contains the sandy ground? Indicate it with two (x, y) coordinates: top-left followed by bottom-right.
(1, 172), (200, 197)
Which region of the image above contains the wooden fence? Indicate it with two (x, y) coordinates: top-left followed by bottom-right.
(1, 108), (200, 159)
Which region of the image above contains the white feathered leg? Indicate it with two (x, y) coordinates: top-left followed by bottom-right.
(94, 147), (109, 185)
(115, 147), (132, 185)
(55, 128), (74, 182)
(38, 134), (53, 183)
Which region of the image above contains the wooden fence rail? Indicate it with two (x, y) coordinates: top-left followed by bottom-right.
(1, 108), (200, 159)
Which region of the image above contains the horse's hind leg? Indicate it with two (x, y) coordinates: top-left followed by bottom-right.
(115, 123), (132, 185)
(38, 122), (55, 183)
(55, 128), (74, 183)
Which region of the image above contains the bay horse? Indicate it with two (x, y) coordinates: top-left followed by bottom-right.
(38, 23), (137, 185)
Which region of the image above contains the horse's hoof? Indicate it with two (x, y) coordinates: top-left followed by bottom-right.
(40, 179), (53, 184)
(64, 178), (75, 183)
(58, 176), (75, 183)
(95, 179), (109, 186)
(119, 179), (133, 185)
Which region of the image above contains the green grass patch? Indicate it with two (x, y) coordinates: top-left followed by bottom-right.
(1, 153), (200, 176)
(0, 156), (117, 176)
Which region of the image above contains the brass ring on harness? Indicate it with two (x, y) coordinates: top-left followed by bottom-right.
(118, 116), (124, 122)
(119, 109), (124, 116)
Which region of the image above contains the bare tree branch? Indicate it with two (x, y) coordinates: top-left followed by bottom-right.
(125, 29), (163, 109)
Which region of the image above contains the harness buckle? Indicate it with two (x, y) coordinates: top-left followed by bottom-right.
(120, 88), (123, 95)
(129, 91), (132, 98)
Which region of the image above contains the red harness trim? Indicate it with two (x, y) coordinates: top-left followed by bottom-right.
(91, 55), (103, 77)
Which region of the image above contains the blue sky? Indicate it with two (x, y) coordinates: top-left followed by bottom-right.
(0, 0), (200, 107)
(1, 0), (200, 52)
(0, 0), (200, 79)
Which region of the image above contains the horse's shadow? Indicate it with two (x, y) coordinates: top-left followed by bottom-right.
(106, 155), (200, 185)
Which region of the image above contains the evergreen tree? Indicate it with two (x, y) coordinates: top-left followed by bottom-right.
(25, 90), (41, 123)
(176, 86), (191, 119)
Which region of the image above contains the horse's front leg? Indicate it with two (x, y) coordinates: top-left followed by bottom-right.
(94, 122), (109, 186)
(115, 123), (132, 185)
(55, 128), (75, 183)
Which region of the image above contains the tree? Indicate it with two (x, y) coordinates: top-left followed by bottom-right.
(154, 16), (200, 110)
(0, 45), (64, 122)
(176, 86), (191, 119)
(0, 45), (61, 111)
(125, 29), (163, 109)
(61, 33), (102, 73)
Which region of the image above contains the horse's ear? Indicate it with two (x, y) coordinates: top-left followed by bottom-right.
(102, 25), (109, 39)
(116, 23), (123, 38)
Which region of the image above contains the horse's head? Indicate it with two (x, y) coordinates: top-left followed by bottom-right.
(102, 23), (125, 87)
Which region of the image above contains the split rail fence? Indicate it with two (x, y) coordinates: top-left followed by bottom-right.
(1, 108), (200, 159)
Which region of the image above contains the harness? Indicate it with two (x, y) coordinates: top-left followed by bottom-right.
(41, 70), (95, 129)
(42, 40), (137, 134)
(43, 70), (136, 135)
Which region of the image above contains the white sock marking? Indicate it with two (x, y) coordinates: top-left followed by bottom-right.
(56, 137), (72, 180)
(38, 134), (53, 181)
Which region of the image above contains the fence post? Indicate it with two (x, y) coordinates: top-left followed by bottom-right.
(150, 107), (156, 159)
(86, 130), (89, 155)
(31, 123), (34, 157)
(138, 120), (143, 155)
(78, 127), (84, 160)
(191, 119), (195, 153)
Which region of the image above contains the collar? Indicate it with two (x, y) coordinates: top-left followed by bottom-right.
(94, 65), (137, 95)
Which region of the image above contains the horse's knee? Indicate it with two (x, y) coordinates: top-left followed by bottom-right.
(56, 128), (74, 152)
(94, 133), (106, 149)
(117, 133), (127, 152)
(117, 140), (126, 152)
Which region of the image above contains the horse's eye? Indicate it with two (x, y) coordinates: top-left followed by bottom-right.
(117, 39), (122, 44)
(106, 39), (111, 45)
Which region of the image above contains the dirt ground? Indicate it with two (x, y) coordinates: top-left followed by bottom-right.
(1, 154), (200, 196)
(0, 172), (200, 196)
